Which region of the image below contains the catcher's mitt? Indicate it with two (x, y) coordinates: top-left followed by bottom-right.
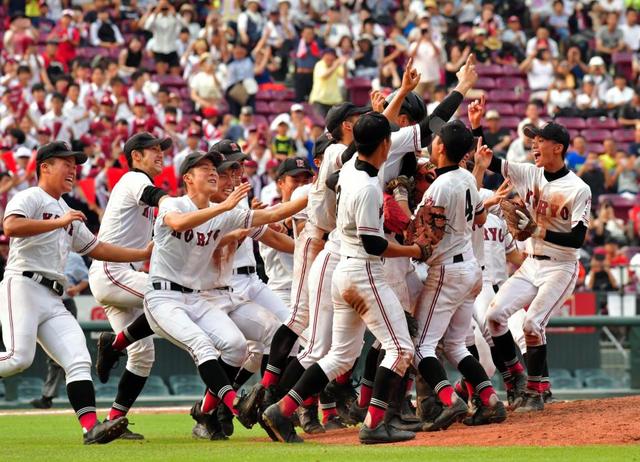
(405, 201), (446, 261)
(383, 193), (410, 235)
(385, 175), (414, 195)
(500, 197), (537, 241)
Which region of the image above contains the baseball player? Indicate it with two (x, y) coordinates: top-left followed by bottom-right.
(0, 141), (153, 444)
(476, 121), (590, 412)
(413, 120), (507, 431)
(89, 132), (172, 439)
(261, 112), (427, 444)
(142, 150), (308, 438)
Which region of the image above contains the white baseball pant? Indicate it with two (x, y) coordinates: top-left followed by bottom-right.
(317, 257), (414, 380)
(486, 257), (579, 346)
(88, 262), (155, 377)
(0, 276), (92, 383)
(415, 258), (483, 368)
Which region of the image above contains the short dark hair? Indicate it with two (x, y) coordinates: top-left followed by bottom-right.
(51, 92), (65, 103)
(17, 65), (31, 75)
(131, 70), (144, 82)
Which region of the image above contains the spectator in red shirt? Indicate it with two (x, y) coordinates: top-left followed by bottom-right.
(50, 9), (80, 71)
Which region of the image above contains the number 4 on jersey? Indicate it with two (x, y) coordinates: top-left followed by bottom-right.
(465, 189), (473, 222)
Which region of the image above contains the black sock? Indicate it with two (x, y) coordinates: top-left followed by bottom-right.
(457, 355), (491, 391)
(233, 368), (255, 390)
(67, 380), (96, 421)
(124, 314), (155, 343)
(525, 344), (547, 390)
(369, 366), (401, 421)
(198, 360), (232, 396)
(112, 369), (147, 415)
(467, 344), (480, 360)
(278, 357), (306, 393)
(266, 325), (299, 377)
(361, 346), (381, 388)
(290, 363), (329, 403)
(489, 346), (508, 374)
(260, 355), (269, 376)
(542, 357), (549, 379)
(492, 330), (519, 364)
(417, 357), (450, 391)
(219, 358), (240, 385)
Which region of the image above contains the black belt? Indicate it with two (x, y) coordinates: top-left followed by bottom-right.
(152, 281), (194, 293)
(529, 254), (551, 261)
(453, 254), (464, 263)
(235, 266), (256, 275)
(22, 271), (64, 297)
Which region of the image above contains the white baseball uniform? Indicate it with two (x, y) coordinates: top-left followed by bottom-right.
(317, 158), (413, 380)
(414, 166), (483, 368)
(0, 187), (97, 383)
(88, 170), (156, 377)
(486, 161), (591, 345)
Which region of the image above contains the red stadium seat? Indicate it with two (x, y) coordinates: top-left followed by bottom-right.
(489, 89), (520, 103)
(495, 77), (527, 89)
(253, 114), (268, 128)
(500, 116), (521, 130)
(154, 75), (187, 88)
(486, 103), (515, 115)
(586, 117), (618, 130)
(346, 78), (372, 106)
(255, 101), (271, 115)
(256, 90), (275, 101)
(501, 65), (526, 77)
(269, 101), (293, 114)
(475, 64), (503, 77)
(586, 142), (604, 153)
(475, 77), (497, 90)
(272, 88), (296, 101)
(613, 51), (634, 81)
(613, 128), (635, 143)
(556, 117), (587, 130)
(582, 129), (613, 142)
(599, 194), (638, 220)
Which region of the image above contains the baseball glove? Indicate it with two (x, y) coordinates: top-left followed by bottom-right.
(405, 201), (447, 262)
(500, 197), (537, 241)
(383, 193), (410, 234)
(385, 175), (414, 195)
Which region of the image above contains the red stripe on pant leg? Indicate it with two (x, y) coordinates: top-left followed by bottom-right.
(286, 237), (312, 329)
(416, 267), (445, 360)
(366, 262), (403, 372)
(0, 278), (15, 361)
(103, 262), (144, 298)
(298, 251), (331, 362)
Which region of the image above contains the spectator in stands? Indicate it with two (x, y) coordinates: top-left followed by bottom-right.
(409, 23), (441, 97)
(483, 109), (511, 158)
(353, 35), (380, 80)
(117, 35), (144, 78)
(592, 200), (628, 245)
(469, 27), (492, 64)
(189, 54), (223, 112)
(294, 25), (321, 102)
(545, 73), (575, 116)
(549, 0), (571, 42)
(605, 74), (634, 112)
(588, 56), (613, 103)
(237, 0), (265, 48)
(517, 101), (545, 138)
(444, 42), (471, 88)
(3, 15), (37, 57)
(90, 7), (124, 48)
(507, 125), (534, 163)
(596, 11), (626, 67)
(566, 45), (589, 83)
(63, 82), (90, 139)
(629, 125), (640, 156)
(578, 151), (609, 205)
(600, 137), (619, 171)
(609, 151), (639, 196)
(271, 120), (296, 160)
(618, 91), (640, 126)
(41, 92), (73, 143)
(309, 48), (346, 117)
(501, 16), (526, 61)
(225, 43), (258, 117)
(566, 135), (589, 171)
(174, 127), (201, 177)
(380, 25), (408, 89)
(49, 9), (80, 72)
(526, 26), (559, 59)
(586, 253), (619, 293)
(143, 0), (187, 75)
(521, 47), (556, 100)
(178, 4), (201, 39)
(621, 8), (640, 52)
(322, 5), (351, 49)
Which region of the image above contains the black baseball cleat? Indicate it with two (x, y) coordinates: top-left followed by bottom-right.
(30, 396), (53, 409)
(508, 371), (528, 410)
(359, 421), (415, 445)
(542, 389), (556, 404)
(96, 332), (126, 384)
(216, 404), (235, 436)
(323, 414), (348, 430)
(103, 419), (145, 440)
(262, 403), (303, 443)
(417, 394), (444, 423)
(297, 404), (325, 434)
(257, 386), (280, 442)
(324, 380), (358, 425)
(514, 391), (544, 413)
(234, 383), (265, 429)
(422, 396), (468, 432)
(190, 401), (228, 440)
(83, 417), (128, 444)
(348, 400), (367, 424)
(463, 395), (507, 426)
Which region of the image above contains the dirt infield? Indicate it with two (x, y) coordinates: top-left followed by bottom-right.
(303, 396), (640, 447)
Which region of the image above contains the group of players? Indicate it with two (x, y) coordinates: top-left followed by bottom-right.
(0, 53), (591, 445)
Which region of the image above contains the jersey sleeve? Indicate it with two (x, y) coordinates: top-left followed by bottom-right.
(501, 160), (537, 192)
(71, 222), (99, 255)
(389, 125), (421, 156)
(355, 185), (384, 238)
(4, 189), (40, 219)
(219, 208), (253, 234)
(471, 184), (484, 214)
(157, 197), (182, 227)
(249, 225), (267, 240)
(130, 173), (153, 206)
(571, 184), (592, 228)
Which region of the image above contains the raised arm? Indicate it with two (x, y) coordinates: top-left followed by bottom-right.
(251, 196), (308, 227)
(3, 210), (87, 238)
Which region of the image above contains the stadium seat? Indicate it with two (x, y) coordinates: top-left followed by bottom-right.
(585, 376), (620, 388)
(145, 376), (167, 388)
(95, 384), (118, 398)
(501, 64), (526, 77)
(486, 102), (515, 116)
(272, 88), (296, 101)
(574, 368), (609, 382)
(495, 77), (527, 90)
(550, 377), (582, 389)
(18, 386), (43, 400)
(255, 101), (271, 115)
(624, 246), (640, 260)
(253, 114), (268, 128)
(586, 117), (618, 130)
(585, 142), (604, 154)
(582, 129), (612, 142)
(475, 77), (496, 91)
(346, 78), (372, 106)
(489, 90), (520, 103)
(513, 103), (528, 116)
(18, 377), (44, 388)
(556, 117), (587, 130)
(173, 383), (206, 396)
(270, 101), (294, 115)
(613, 51), (634, 81)
(256, 90), (275, 101)
(598, 194), (637, 219)
(169, 375), (201, 393)
(500, 116), (521, 130)
(139, 383), (170, 396)
(475, 63), (503, 77)
(612, 128), (635, 143)
(549, 368), (572, 379)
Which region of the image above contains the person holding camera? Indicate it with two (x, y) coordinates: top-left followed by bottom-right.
(520, 47), (556, 101)
(143, 0), (187, 76)
(408, 23), (441, 98)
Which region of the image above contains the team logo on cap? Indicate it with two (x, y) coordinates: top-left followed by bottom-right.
(296, 159), (305, 168)
(230, 142), (239, 151)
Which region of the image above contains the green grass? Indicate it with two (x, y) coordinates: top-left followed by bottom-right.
(1, 414), (639, 461)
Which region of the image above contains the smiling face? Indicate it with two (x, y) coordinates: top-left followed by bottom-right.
(132, 144), (164, 178)
(277, 172), (312, 201)
(40, 156), (78, 195)
(531, 135), (563, 168)
(184, 159), (218, 196)
(211, 167), (238, 202)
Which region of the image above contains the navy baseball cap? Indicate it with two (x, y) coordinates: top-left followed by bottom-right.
(36, 141), (87, 165)
(325, 103), (369, 133)
(276, 157), (314, 180)
(180, 151), (217, 176)
(430, 118), (474, 163)
(313, 132), (336, 159)
(523, 122), (570, 154)
(353, 112), (391, 151)
(124, 131), (172, 157)
(208, 139), (249, 162)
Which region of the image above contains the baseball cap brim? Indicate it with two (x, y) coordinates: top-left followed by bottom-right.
(522, 125), (542, 139)
(179, 152), (216, 176)
(278, 167), (314, 179)
(125, 136), (173, 156)
(218, 160), (241, 173)
(47, 150), (88, 165)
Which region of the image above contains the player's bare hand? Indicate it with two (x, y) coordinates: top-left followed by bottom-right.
(400, 57), (421, 93)
(58, 210), (87, 227)
(485, 179), (512, 208)
(66, 285), (80, 297)
(370, 90), (386, 113)
(467, 94), (486, 129)
(251, 197), (267, 210)
(456, 53), (478, 92)
(222, 183), (251, 211)
(269, 222), (287, 233)
(473, 137), (493, 170)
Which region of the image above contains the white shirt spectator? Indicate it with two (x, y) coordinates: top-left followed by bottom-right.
(40, 111), (73, 143)
(599, 0), (625, 13)
(409, 40), (441, 84)
(322, 22), (352, 49)
(144, 13), (187, 54)
(506, 138), (532, 164)
(527, 58), (555, 91)
(621, 22), (640, 51)
(63, 99), (90, 139)
(526, 36), (560, 58)
(605, 85), (634, 107)
(260, 181), (280, 206)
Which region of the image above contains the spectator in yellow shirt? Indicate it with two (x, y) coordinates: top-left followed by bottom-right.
(271, 120), (296, 160)
(309, 48), (346, 117)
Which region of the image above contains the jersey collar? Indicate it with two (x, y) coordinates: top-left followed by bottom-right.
(132, 168), (154, 182)
(543, 165), (569, 182)
(435, 165), (459, 177)
(355, 158), (379, 177)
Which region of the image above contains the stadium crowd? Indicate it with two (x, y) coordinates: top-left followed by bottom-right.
(2, 0), (640, 298)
